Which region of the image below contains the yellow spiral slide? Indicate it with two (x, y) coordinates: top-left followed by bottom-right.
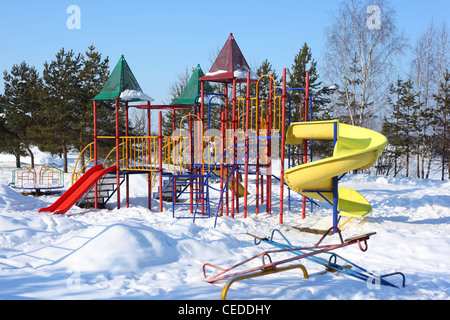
(284, 120), (387, 219)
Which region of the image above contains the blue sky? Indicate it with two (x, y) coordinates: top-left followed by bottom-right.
(0, 0), (449, 106)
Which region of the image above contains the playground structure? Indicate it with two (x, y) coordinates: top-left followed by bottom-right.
(38, 33), (387, 230)
(11, 165), (64, 194)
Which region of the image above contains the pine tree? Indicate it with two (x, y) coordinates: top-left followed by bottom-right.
(383, 79), (405, 176)
(0, 62), (42, 167)
(253, 59), (279, 100)
(287, 43), (333, 121)
(77, 45), (110, 151)
(434, 69), (450, 180)
(34, 48), (83, 172)
(287, 43), (333, 161)
(383, 78), (421, 177)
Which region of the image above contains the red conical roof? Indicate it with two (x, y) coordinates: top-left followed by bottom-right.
(199, 33), (258, 83)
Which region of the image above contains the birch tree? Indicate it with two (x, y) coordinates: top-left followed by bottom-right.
(324, 0), (407, 128)
(411, 21), (449, 178)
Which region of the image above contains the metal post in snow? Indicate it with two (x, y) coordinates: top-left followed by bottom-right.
(333, 121), (339, 230)
(125, 103), (129, 208)
(158, 111), (163, 212)
(115, 99), (120, 210)
(280, 68), (287, 224)
(147, 102), (152, 211)
(244, 71), (250, 218)
(93, 100), (98, 209)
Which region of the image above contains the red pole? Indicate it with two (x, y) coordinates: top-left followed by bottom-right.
(220, 111), (224, 216)
(172, 109), (176, 134)
(201, 81), (205, 130)
(200, 81), (205, 215)
(224, 84), (229, 217)
(172, 108), (177, 205)
(93, 100), (98, 209)
(260, 170), (264, 205)
(147, 102), (152, 211)
(232, 78), (238, 216)
(280, 68), (286, 224)
(255, 82), (260, 215)
(267, 78), (273, 215)
(158, 111), (163, 212)
(189, 115), (194, 214)
(244, 72), (250, 218)
(230, 83), (235, 218)
(304, 71), (309, 163)
(115, 99), (121, 210)
(125, 103), (129, 208)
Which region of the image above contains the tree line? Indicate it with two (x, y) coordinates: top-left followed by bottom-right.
(1, 1), (449, 180)
(0, 45), (121, 172)
(322, 0), (449, 180)
(376, 21), (449, 180)
(161, 0), (449, 180)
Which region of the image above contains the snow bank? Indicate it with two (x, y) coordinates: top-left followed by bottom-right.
(0, 151), (449, 300)
(59, 222), (179, 274)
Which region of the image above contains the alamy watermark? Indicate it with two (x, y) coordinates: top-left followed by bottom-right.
(169, 127), (279, 172)
(66, 5), (81, 30)
(367, 5), (381, 30)
(66, 266), (82, 290)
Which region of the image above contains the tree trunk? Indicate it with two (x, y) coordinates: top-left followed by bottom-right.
(80, 131), (86, 173)
(15, 152), (21, 168)
(62, 139), (68, 173)
(406, 150), (409, 177)
(416, 152), (420, 178)
(421, 148), (425, 178)
(426, 127), (436, 179)
(443, 113), (447, 180)
(27, 146), (34, 168)
(442, 131), (446, 181)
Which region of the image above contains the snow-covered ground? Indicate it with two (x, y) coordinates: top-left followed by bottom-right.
(0, 148), (449, 300)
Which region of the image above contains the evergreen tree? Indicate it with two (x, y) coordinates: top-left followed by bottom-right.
(434, 69), (450, 180)
(287, 43), (333, 122)
(0, 62), (42, 167)
(287, 43), (334, 161)
(382, 79), (405, 176)
(34, 48), (83, 172)
(383, 78), (421, 177)
(77, 45), (110, 152)
(254, 59), (279, 100)
(29, 46), (112, 173)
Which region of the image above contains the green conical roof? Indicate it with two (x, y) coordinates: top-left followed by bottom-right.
(93, 55), (146, 101)
(171, 64), (215, 105)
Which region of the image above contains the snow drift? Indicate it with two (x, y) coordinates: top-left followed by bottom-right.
(0, 148), (449, 299)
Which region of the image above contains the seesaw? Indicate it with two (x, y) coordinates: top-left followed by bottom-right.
(202, 227), (405, 299)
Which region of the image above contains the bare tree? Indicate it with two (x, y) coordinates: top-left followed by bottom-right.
(324, 0), (407, 129)
(411, 21), (449, 178)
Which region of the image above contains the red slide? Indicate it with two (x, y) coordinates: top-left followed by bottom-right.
(38, 164), (116, 215)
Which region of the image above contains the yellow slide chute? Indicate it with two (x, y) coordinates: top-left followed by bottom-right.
(213, 170), (249, 197)
(284, 120), (387, 219)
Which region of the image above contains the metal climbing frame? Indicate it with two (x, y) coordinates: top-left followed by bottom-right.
(11, 165), (64, 193)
